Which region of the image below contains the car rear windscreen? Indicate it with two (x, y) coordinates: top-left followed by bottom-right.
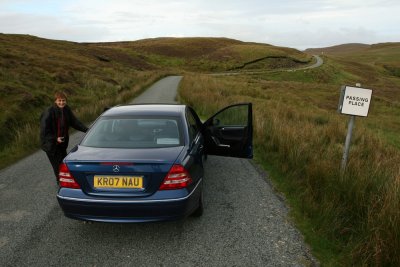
(81, 116), (183, 148)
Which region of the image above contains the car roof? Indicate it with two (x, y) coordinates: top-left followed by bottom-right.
(102, 104), (187, 117)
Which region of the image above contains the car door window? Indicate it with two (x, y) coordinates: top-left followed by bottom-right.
(186, 109), (200, 143)
(211, 105), (248, 127)
(203, 103), (253, 158)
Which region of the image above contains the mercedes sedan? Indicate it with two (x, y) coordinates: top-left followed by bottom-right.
(57, 103), (253, 223)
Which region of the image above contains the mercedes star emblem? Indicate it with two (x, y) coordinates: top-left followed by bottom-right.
(113, 165), (120, 172)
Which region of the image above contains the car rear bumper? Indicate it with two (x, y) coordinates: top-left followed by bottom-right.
(57, 179), (202, 223)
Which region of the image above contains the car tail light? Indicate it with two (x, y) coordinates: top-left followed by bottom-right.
(159, 164), (192, 190)
(59, 163), (80, 189)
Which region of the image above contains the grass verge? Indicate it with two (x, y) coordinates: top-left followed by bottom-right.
(178, 73), (400, 266)
(253, 150), (343, 266)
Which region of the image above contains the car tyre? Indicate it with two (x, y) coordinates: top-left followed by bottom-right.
(191, 191), (204, 217)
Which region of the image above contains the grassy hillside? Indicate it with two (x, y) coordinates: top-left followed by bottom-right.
(0, 34), (167, 167)
(178, 42), (400, 266)
(88, 37), (312, 71)
(305, 42), (400, 85)
(308, 42), (400, 148)
(305, 43), (370, 55)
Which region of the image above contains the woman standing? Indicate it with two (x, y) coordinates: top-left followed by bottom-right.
(40, 92), (88, 183)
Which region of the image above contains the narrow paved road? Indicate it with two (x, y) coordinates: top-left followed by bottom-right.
(131, 76), (181, 104)
(0, 76), (317, 266)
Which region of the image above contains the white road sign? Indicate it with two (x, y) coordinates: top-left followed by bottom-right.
(339, 86), (372, 117)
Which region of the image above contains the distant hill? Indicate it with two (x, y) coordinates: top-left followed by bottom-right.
(305, 42), (400, 80)
(87, 37), (313, 71)
(92, 37), (244, 58)
(305, 43), (370, 55)
(305, 42), (400, 57)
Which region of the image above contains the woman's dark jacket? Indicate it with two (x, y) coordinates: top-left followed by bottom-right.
(40, 105), (88, 154)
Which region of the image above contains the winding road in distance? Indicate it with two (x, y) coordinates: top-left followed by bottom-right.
(0, 76), (318, 266)
(212, 54), (323, 76)
(295, 55), (323, 70)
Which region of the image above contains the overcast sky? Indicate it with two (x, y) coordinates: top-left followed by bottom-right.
(0, 0), (399, 50)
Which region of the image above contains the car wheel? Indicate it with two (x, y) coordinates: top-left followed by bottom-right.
(191, 191), (203, 217)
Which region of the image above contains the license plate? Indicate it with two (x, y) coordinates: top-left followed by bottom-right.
(94, 176), (143, 189)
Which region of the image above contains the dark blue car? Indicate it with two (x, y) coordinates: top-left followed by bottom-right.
(57, 103), (253, 223)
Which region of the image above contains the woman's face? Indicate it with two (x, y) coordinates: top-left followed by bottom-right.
(55, 98), (67, 108)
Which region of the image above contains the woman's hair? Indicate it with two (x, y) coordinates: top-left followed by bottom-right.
(54, 91), (67, 100)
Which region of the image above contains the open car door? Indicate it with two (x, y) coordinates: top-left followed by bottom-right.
(203, 103), (253, 158)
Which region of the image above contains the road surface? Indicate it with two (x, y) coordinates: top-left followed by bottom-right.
(0, 76), (317, 266)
